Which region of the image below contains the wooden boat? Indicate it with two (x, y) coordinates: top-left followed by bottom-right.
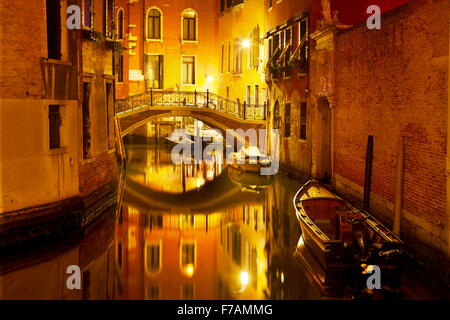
(293, 235), (351, 298)
(293, 180), (403, 272)
(227, 146), (272, 173)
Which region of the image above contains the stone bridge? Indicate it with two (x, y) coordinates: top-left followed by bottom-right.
(115, 90), (267, 137)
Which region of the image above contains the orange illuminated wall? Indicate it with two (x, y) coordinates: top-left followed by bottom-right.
(115, 0), (220, 99)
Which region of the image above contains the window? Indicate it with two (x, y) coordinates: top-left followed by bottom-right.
(300, 102), (307, 140)
(106, 82), (114, 149)
(83, 0), (92, 29)
(247, 32), (252, 70)
(299, 18), (309, 62)
(284, 28), (293, 76)
(183, 10), (197, 41)
(49, 105), (61, 149)
(182, 284), (194, 299)
(143, 214), (163, 230)
(104, 0), (114, 39)
(254, 84), (259, 105)
(268, 0), (273, 9)
(246, 85), (251, 105)
(182, 56), (195, 85)
(117, 55), (124, 82)
(252, 26), (260, 69)
(231, 228), (241, 266)
(117, 9), (124, 40)
(180, 214), (195, 228)
(146, 286), (160, 300)
(181, 243), (195, 267)
(147, 8), (162, 40)
(82, 82), (92, 158)
(145, 55), (164, 89)
(233, 39), (243, 74)
(146, 243), (161, 273)
(227, 41), (231, 72)
(221, 43), (225, 73)
(285, 103), (291, 137)
(46, 0), (61, 60)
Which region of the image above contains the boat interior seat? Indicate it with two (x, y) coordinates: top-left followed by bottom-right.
(302, 198), (346, 240)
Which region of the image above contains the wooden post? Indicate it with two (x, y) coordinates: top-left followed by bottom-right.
(393, 137), (405, 236)
(363, 135), (374, 211)
(206, 89), (210, 108)
(194, 90), (197, 106)
(243, 101), (247, 119)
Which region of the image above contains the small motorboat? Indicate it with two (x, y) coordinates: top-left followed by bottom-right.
(293, 180), (403, 274)
(227, 146), (272, 173)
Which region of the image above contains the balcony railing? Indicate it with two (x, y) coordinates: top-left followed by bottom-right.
(115, 89), (267, 121)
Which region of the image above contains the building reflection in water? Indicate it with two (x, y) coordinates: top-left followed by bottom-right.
(114, 139), (321, 300)
(0, 132), (325, 300)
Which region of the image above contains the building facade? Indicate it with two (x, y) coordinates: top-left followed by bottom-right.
(309, 0), (449, 278)
(114, 0), (220, 99)
(0, 0), (117, 249)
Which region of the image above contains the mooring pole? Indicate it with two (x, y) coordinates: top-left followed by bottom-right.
(363, 135), (374, 211)
(393, 136), (405, 236)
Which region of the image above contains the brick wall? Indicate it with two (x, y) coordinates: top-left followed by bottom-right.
(79, 151), (117, 197)
(333, 0), (449, 272)
(0, 1), (46, 99)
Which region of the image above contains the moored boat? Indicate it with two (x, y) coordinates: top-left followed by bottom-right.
(293, 180), (403, 273)
(227, 146), (272, 173)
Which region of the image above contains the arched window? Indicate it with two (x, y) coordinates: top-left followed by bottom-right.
(182, 10), (197, 41)
(117, 9), (124, 40)
(147, 8), (162, 40)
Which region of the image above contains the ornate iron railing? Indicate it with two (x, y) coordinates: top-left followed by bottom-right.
(115, 89), (267, 121)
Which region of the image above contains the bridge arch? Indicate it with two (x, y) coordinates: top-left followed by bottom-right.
(121, 110), (233, 138)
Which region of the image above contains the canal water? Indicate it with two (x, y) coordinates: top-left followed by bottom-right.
(1, 126), (448, 300)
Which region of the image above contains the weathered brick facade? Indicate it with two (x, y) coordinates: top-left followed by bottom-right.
(332, 0), (449, 275)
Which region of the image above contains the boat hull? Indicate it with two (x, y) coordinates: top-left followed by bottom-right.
(294, 180), (403, 274)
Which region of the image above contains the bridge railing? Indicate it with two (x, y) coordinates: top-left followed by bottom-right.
(115, 89), (267, 121)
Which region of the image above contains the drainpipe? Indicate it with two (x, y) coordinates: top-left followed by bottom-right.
(393, 136), (405, 236)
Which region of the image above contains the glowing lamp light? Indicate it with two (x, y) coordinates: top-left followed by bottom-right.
(242, 39), (251, 48)
(206, 75), (214, 82)
(240, 271), (249, 287)
(184, 264), (195, 277)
